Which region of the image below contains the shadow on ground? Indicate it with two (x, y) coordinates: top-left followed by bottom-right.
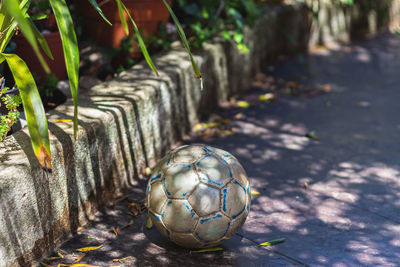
(38, 34), (400, 266)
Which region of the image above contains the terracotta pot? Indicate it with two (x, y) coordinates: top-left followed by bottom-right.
(13, 31), (66, 80)
(82, 0), (173, 48)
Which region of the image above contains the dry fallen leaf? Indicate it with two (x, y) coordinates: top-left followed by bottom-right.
(128, 202), (143, 217)
(76, 223), (90, 233)
(40, 262), (52, 267)
(121, 219), (134, 230)
(112, 227), (120, 236)
(113, 256), (132, 263)
(312, 45), (327, 50)
(76, 245), (103, 252)
(258, 93), (275, 102)
(43, 252), (64, 261)
(250, 190), (260, 195)
(234, 113), (244, 119)
(236, 100), (251, 108)
(316, 84), (332, 93)
(220, 119), (231, 125)
(55, 119), (72, 123)
(303, 182), (308, 190)
(73, 253), (86, 263)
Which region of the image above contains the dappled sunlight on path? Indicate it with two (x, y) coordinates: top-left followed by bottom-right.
(38, 34), (400, 266)
(192, 33), (400, 266)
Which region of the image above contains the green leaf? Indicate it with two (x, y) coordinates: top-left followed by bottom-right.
(49, 0), (80, 139)
(115, 0), (129, 35)
(162, 0), (202, 81)
(87, 0), (112, 25)
(3, 0), (50, 73)
(190, 247), (223, 253)
(30, 13), (48, 21)
(1, 53), (51, 170)
(120, 1), (159, 76)
(145, 217), (153, 229)
(0, 0), (29, 51)
(259, 238), (286, 246)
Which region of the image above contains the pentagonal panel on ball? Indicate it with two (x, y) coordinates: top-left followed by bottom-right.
(163, 164), (199, 198)
(170, 232), (204, 248)
(188, 183), (221, 217)
(148, 181), (168, 214)
(196, 154), (232, 188)
(161, 200), (199, 233)
(222, 181), (247, 219)
(173, 145), (207, 164)
(227, 158), (248, 188)
(194, 212), (230, 242)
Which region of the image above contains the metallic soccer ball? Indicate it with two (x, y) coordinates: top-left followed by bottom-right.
(146, 144), (251, 248)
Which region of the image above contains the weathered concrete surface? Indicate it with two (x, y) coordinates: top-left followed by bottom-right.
(38, 33), (400, 266)
(305, 0), (400, 45)
(0, 3), (309, 267)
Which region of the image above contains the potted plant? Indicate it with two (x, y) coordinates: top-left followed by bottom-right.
(81, 0), (173, 48)
(12, 3), (67, 81)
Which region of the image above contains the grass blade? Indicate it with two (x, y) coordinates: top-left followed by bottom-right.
(115, 0), (129, 35)
(1, 53), (51, 170)
(161, 0), (202, 81)
(190, 247), (223, 253)
(3, 0), (50, 73)
(49, 0), (79, 139)
(120, 1), (159, 76)
(87, 0), (112, 25)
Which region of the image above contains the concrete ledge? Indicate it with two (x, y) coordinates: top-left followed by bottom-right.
(306, 0), (400, 45)
(1, 1), (398, 265)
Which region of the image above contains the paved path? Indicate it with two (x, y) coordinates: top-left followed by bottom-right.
(38, 34), (400, 266)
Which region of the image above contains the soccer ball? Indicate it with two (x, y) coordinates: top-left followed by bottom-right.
(146, 144), (251, 248)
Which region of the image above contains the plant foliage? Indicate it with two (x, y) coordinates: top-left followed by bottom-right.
(0, 0), (200, 170)
(175, 0), (261, 53)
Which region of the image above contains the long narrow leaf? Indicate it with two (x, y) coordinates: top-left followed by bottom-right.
(1, 53), (51, 170)
(49, 0), (79, 139)
(87, 0), (112, 26)
(161, 0), (202, 80)
(115, 0), (129, 35)
(0, 0), (29, 51)
(259, 238), (285, 246)
(120, 1), (159, 75)
(3, 0), (50, 73)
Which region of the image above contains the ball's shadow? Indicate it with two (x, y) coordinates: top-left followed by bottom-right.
(142, 220), (188, 251)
